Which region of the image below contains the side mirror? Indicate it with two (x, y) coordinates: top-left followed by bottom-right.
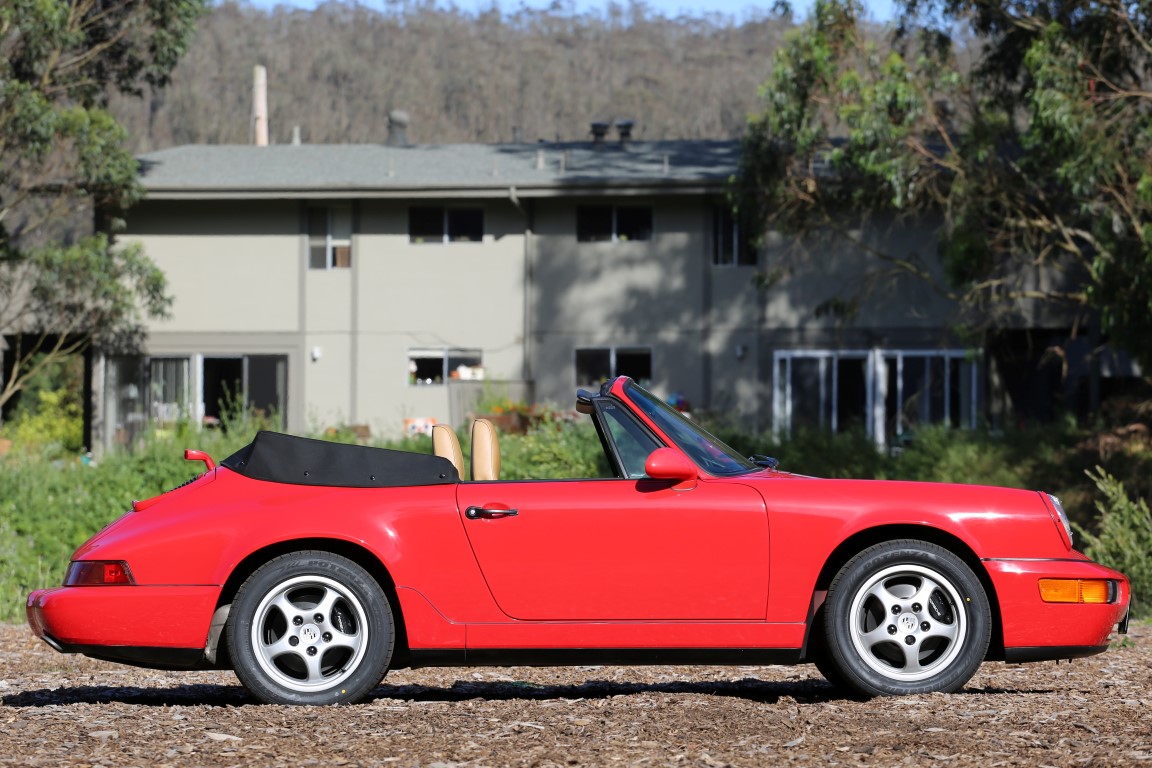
(644, 448), (697, 483)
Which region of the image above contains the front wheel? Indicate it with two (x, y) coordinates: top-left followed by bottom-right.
(823, 540), (991, 697)
(227, 551), (394, 705)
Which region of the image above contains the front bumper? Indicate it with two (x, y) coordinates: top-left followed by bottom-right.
(27, 585), (220, 668)
(983, 558), (1130, 661)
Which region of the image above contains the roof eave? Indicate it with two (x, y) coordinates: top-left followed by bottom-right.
(139, 179), (729, 201)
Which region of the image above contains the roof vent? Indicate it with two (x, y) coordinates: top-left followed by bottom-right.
(616, 119), (634, 146)
(386, 110), (410, 147)
(590, 121), (610, 146)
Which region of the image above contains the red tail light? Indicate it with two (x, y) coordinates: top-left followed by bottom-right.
(65, 561), (135, 586)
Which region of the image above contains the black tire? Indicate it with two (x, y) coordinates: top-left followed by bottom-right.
(807, 608), (852, 691)
(227, 551), (394, 705)
(822, 540), (990, 697)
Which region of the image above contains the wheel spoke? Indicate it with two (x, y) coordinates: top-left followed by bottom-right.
(261, 634), (305, 668)
(270, 592), (305, 624)
(301, 650), (328, 683)
(864, 581), (902, 615)
(325, 631), (361, 654)
(923, 619), (959, 644)
(314, 586), (342, 622)
(901, 639), (924, 672)
(859, 624), (894, 650)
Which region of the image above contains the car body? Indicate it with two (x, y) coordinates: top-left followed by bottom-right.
(27, 377), (1130, 704)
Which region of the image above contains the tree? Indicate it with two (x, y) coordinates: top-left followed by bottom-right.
(0, 0), (207, 413)
(738, 0), (1152, 369)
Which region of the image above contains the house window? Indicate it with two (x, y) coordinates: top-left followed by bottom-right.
(408, 207), (484, 243)
(882, 351), (980, 440)
(102, 353), (288, 449)
(713, 204), (757, 266)
(149, 357), (190, 423)
(576, 205), (653, 242)
(308, 207), (352, 269)
(408, 348), (484, 385)
(772, 349), (980, 448)
(576, 346), (652, 387)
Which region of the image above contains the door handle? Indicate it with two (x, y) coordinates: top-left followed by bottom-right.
(465, 506), (519, 520)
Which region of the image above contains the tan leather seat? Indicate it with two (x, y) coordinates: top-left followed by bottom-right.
(470, 418), (501, 481)
(432, 424), (464, 480)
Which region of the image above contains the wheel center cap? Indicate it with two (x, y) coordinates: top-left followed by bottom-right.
(301, 624), (320, 643)
(899, 614), (918, 632)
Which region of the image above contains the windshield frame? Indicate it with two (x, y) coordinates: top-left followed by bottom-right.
(621, 380), (760, 477)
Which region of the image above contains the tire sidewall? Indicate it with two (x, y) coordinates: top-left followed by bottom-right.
(228, 551), (394, 705)
(825, 540), (990, 697)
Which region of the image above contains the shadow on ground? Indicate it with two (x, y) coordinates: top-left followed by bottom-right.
(1, 676), (1052, 708)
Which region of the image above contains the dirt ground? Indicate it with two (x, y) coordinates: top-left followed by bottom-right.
(1, 622), (1148, 767)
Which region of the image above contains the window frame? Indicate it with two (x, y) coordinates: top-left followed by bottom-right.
(408, 347), (484, 386)
(712, 203), (757, 267)
(408, 206), (485, 244)
(308, 206), (353, 270)
(575, 346), (652, 387)
(772, 348), (981, 448)
(576, 205), (653, 243)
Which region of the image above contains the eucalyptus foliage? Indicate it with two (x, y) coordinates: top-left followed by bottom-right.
(740, 0), (1152, 366)
(1077, 467), (1152, 618)
(0, 0), (206, 410)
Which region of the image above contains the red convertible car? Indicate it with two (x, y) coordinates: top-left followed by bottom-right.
(27, 377), (1130, 705)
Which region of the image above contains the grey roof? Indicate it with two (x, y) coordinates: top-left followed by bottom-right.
(136, 140), (741, 199)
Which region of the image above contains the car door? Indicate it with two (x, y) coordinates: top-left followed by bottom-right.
(457, 476), (769, 621)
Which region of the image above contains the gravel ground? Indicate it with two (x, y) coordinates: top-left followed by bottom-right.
(1, 622), (1148, 767)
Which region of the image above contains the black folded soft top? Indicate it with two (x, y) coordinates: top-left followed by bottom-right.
(221, 431), (459, 487)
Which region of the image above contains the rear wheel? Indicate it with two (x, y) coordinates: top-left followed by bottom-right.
(823, 540), (990, 697)
(227, 551), (394, 705)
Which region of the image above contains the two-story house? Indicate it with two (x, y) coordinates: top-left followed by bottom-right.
(90, 123), (1130, 451)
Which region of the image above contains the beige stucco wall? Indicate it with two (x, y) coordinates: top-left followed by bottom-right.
(529, 196), (765, 415)
(760, 215), (955, 335)
(352, 199), (527, 433)
(123, 201), (302, 333)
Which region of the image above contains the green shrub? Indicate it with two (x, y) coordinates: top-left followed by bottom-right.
(1076, 468), (1152, 619)
(2, 389), (85, 458)
(478, 414), (607, 480)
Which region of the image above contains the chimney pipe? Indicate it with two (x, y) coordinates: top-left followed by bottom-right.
(252, 65), (268, 147)
(386, 110), (410, 147)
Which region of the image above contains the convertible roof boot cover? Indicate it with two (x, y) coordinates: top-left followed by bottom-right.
(221, 431), (459, 487)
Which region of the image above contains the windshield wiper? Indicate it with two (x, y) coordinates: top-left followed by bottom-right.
(749, 454), (780, 470)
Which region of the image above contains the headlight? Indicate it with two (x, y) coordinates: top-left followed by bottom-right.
(1047, 493), (1074, 549)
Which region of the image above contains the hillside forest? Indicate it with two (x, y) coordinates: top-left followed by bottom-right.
(108, 0), (801, 151)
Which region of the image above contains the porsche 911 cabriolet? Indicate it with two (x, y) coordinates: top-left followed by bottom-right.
(27, 377), (1130, 705)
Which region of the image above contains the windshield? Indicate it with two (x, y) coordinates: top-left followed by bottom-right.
(623, 381), (760, 476)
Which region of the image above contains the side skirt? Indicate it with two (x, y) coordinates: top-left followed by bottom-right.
(1003, 645), (1109, 664)
(405, 647), (804, 669)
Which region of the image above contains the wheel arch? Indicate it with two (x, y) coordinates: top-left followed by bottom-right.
(804, 524), (1005, 662)
(212, 537), (411, 667)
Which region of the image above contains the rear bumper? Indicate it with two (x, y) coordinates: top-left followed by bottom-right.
(983, 558), (1130, 656)
(27, 585), (220, 667)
